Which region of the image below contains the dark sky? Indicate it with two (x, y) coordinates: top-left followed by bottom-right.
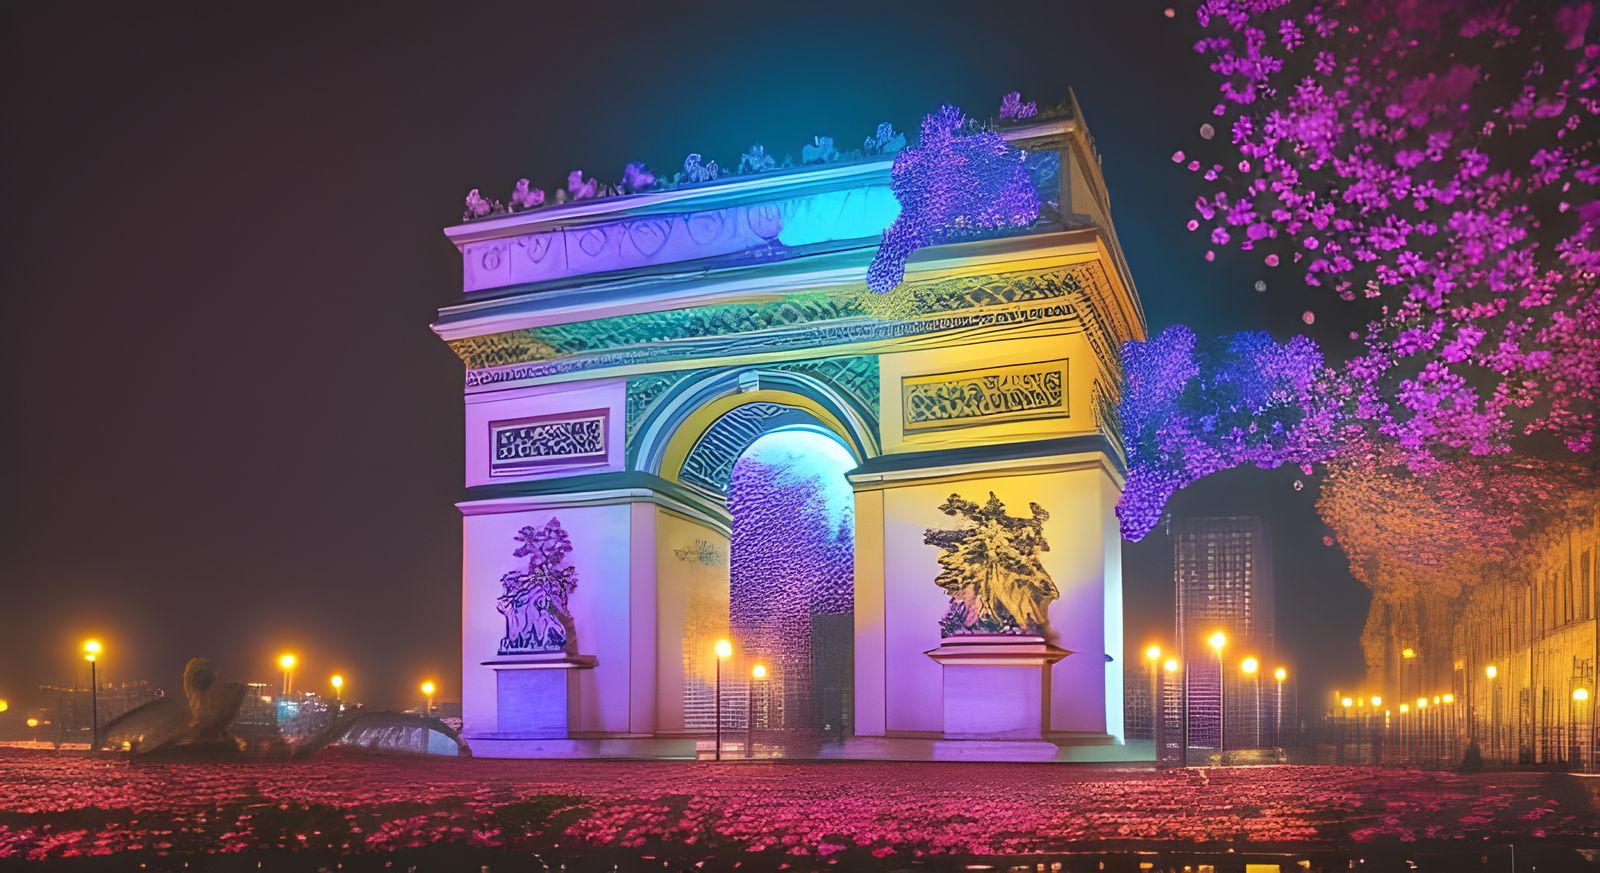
(0, 1), (1369, 711)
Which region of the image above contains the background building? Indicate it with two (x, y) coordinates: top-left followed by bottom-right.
(1450, 499), (1599, 767)
(1174, 515), (1276, 750)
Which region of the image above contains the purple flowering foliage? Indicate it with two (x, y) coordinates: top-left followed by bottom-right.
(1117, 325), (1341, 540)
(1182, 0), (1600, 460)
(999, 91), (1039, 121)
(866, 105), (1041, 294)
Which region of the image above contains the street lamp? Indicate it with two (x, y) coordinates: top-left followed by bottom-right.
(420, 680), (436, 716)
(330, 674), (344, 705)
(1145, 645), (1162, 747)
(1417, 696), (1429, 763)
(1486, 664), (1499, 761)
(713, 639), (733, 761)
(1241, 658), (1260, 748)
(1273, 667), (1288, 748)
(749, 663), (767, 758)
(1573, 688), (1590, 769)
(1208, 631), (1227, 760)
(278, 654), (297, 697)
(82, 640), (102, 750)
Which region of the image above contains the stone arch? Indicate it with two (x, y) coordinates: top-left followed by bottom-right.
(631, 368), (879, 498)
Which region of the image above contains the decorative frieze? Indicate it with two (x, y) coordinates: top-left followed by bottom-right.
(902, 360), (1068, 431)
(449, 268), (1084, 372)
(489, 410), (607, 474)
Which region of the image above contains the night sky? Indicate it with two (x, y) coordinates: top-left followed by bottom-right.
(0, 1), (1369, 711)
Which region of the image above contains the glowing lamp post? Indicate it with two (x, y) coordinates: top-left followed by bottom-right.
(1416, 696), (1429, 763)
(1572, 687), (1589, 768)
(713, 639), (732, 761)
(1485, 664), (1499, 761)
(748, 663), (767, 759)
(420, 681), (436, 716)
(83, 640), (102, 750)
(1241, 658), (1260, 748)
(1370, 695), (1383, 762)
(278, 654), (297, 697)
(1145, 645), (1162, 751)
(1208, 631), (1227, 760)
(330, 674), (344, 706)
(1273, 667), (1288, 748)
(1161, 657), (1181, 764)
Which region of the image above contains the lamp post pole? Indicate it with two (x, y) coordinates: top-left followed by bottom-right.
(88, 657), (98, 750)
(713, 639), (732, 762)
(1153, 661), (1162, 758)
(1208, 632), (1227, 763)
(82, 641), (102, 751)
(748, 664), (766, 759)
(1274, 668), (1287, 750)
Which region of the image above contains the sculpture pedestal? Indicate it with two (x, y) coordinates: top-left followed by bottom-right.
(483, 652), (597, 739)
(925, 635), (1070, 740)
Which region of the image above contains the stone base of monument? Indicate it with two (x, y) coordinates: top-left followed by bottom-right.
(482, 652), (597, 739)
(924, 634), (1071, 740)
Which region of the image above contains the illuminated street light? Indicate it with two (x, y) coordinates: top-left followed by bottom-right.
(1402, 647), (1417, 659)
(713, 639), (732, 761)
(1342, 697), (1354, 708)
(330, 674), (344, 704)
(26, 718), (38, 728)
(1576, 688), (1590, 702)
(278, 653), (297, 697)
(1144, 645), (1164, 754)
(1208, 632), (1227, 760)
(1163, 658), (1179, 672)
(1275, 667), (1288, 682)
(83, 640), (102, 749)
(748, 664), (768, 758)
(1400, 703), (1409, 714)
(1371, 696), (1383, 707)
(1417, 697), (1428, 709)
(0, 700), (7, 714)
(1486, 664), (1498, 679)
(1240, 658), (1261, 746)
(1443, 693), (1454, 704)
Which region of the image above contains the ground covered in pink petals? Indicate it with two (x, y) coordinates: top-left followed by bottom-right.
(1, 748), (1596, 864)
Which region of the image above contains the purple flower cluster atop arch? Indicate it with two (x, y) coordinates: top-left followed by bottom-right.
(866, 105), (1040, 294)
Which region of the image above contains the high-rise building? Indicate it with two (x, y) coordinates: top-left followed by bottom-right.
(1174, 516), (1276, 750)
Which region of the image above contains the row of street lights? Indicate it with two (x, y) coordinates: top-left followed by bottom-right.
(1145, 633), (1291, 761)
(711, 637), (769, 761)
(275, 652), (438, 714)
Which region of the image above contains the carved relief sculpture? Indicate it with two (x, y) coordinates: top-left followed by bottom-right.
(902, 360), (1068, 431)
(923, 492), (1058, 637)
(497, 518), (579, 655)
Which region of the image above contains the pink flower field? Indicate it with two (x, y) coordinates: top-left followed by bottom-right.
(1, 748), (1596, 868)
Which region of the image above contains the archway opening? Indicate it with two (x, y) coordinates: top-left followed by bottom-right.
(728, 426), (855, 740)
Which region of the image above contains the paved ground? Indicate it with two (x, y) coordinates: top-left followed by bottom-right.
(0, 748), (1596, 869)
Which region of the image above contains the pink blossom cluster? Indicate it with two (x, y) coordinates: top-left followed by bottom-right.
(1182, 0), (1599, 459)
(0, 749), (1587, 861)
